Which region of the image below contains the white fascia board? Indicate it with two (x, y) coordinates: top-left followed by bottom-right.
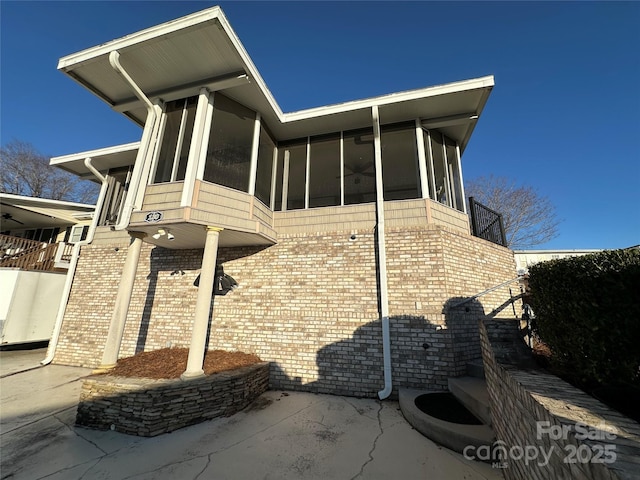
(214, 11), (284, 119)
(0, 192), (95, 210)
(57, 6), (285, 122)
(281, 76), (495, 122)
(513, 249), (603, 254)
(71, 212), (95, 220)
(56, 4), (493, 132)
(57, 7), (223, 71)
(49, 142), (141, 166)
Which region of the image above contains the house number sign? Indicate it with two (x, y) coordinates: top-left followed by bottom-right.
(144, 211), (163, 223)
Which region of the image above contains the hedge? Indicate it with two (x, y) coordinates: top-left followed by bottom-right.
(528, 248), (640, 388)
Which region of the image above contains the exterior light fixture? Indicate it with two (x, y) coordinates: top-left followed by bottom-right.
(152, 228), (167, 240)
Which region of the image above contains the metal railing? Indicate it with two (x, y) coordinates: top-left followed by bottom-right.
(468, 197), (507, 247)
(447, 276), (524, 310)
(447, 275), (534, 348)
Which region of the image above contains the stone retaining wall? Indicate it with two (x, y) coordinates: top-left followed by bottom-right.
(76, 362), (270, 437)
(480, 319), (640, 480)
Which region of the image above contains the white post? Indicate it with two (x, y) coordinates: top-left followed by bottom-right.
(425, 130), (437, 201)
(304, 137), (310, 209)
(269, 146), (278, 210)
(281, 150), (290, 211)
(196, 93), (216, 181)
(98, 231), (147, 370)
(340, 132), (345, 206)
(248, 112), (261, 196)
(415, 119), (429, 199)
(182, 226), (223, 379)
(455, 143), (467, 214)
(181, 88), (210, 206)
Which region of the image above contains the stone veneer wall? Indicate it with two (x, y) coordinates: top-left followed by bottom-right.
(480, 319), (640, 480)
(76, 362), (269, 437)
(55, 224), (516, 397)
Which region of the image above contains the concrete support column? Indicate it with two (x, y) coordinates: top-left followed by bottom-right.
(98, 231), (147, 370)
(182, 226), (223, 379)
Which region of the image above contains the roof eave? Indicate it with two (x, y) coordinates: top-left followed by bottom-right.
(282, 75), (495, 122)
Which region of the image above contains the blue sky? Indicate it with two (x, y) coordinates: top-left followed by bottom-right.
(1, 1), (638, 250)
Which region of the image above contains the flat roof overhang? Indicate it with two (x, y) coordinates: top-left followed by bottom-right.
(128, 222), (275, 250)
(0, 193), (95, 229)
(50, 142), (140, 178)
(57, 6), (493, 154)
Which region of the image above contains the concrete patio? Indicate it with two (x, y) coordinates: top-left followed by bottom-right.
(1, 349), (503, 479)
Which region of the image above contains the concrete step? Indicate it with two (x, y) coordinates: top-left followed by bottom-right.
(448, 376), (492, 426)
(399, 388), (494, 455)
(466, 359), (485, 379)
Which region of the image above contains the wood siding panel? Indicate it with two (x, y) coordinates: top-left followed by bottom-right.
(91, 226), (133, 246)
(275, 204), (377, 234)
(142, 183), (184, 210)
(429, 201), (470, 233)
(252, 200), (273, 225)
(189, 209), (257, 232)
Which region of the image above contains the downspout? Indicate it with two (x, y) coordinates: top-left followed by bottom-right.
(109, 50), (160, 231)
(42, 158), (108, 365)
(372, 106), (392, 400)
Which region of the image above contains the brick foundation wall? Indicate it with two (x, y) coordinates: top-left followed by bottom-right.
(480, 319), (640, 479)
(76, 362), (269, 436)
(55, 225), (516, 397)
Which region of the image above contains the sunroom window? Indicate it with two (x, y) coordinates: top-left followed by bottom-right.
(380, 123), (420, 201)
(153, 96), (197, 183)
(275, 140), (306, 211)
(445, 136), (464, 210)
(255, 125), (276, 207)
(343, 128), (375, 205)
(427, 130), (447, 205)
(309, 133), (341, 208)
(424, 129), (464, 211)
(203, 93), (255, 192)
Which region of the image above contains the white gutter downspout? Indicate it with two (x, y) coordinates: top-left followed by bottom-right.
(109, 50), (160, 231)
(372, 106), (392, 400)
(42, 158), (108, 365)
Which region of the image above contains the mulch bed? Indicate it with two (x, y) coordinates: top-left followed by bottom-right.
(104, 347), (262, 379)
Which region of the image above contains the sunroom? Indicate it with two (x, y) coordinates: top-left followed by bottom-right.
(51, 6), (492, 251)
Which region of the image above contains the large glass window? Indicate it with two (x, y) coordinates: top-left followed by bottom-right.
(380, 123), (420, 201)
(309, 133), (341, 207)
(343, 128), (375, 205)
(99, 166), (132, 226)
(203, 94), (256, 192)
(425, 130), (464, 212)
(427, 130), (448, 205)
(153, 96), (197, 183)
(275, 141), (307, 210)
(255, 125), (276, 206)
(445, 137), (464, 211)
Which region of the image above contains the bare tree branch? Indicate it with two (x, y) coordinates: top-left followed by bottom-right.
(466, 175), (560, 248)
(0, 140), (99, 203)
